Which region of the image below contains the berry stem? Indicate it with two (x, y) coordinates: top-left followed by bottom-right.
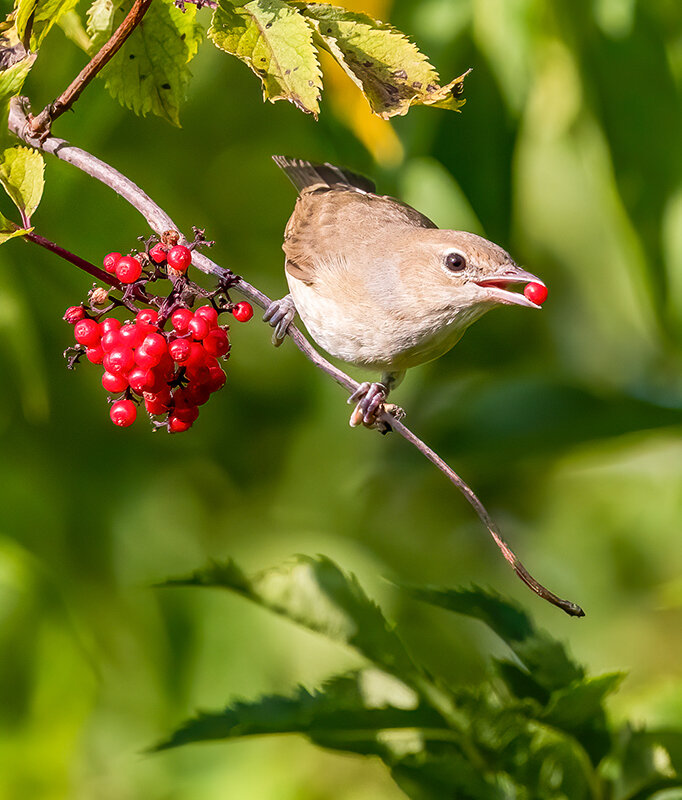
(27, 0), (153, 139)
(9, 99), (584, 618)
(24, 230), (123, 289)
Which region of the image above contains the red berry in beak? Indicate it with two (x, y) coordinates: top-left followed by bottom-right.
(524, 282), (548, 305)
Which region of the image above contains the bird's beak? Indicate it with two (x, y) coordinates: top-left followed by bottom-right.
(474, 266), (545, 309)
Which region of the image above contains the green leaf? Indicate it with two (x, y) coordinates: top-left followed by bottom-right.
(57, 9), (93, 53)
(208, 0), (322, 117)
(0, 210), (31, 244)
(93, 0), (203, 126)
(156, 668), (445, 751)
(86, 0), (120, 48)
(606, 725), (681, 800)
(15, 0), (81, 47)
(162, 556), (420, 680)
(0, 146), (45, 221)
(294, 2), (468, 119)
(399, 584), (583, 691)
(543, 673), (624, 730)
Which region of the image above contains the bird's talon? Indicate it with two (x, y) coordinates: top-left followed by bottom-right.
(264, 295), (296, 347)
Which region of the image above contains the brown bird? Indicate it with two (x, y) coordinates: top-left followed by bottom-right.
(265, 157), (545, 429)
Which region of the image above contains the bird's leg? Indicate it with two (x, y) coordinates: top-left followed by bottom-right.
(263, 294), (297, 346)
(348, 371), (405, 433)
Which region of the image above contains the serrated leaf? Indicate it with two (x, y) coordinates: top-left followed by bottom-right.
(162, 556), (420, 680)
(0, 210), (31, 243)
(399, 584), (583, 691)
(156, 669), (445, 752)
(94, 0), (202, 125)
(208, 0), (322, 117)
(294, 2), (468, 119)
(0, 146), (45, 220)
(15, 0), (81, 47)
(86, 0), (120, 48)
(58, 9), (93, 52)
(543, 673), (624, 730)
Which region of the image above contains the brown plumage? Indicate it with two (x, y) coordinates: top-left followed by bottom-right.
(268, 157), (545, 426)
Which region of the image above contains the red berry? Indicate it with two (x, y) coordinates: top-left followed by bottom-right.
(169, 339), (191, 363)
(185, 342), (207, 368)
(188, 316), (210, 340)
(141, 332), (167, 358)
(524, 282), (548, 305)
(171, 308), (194, 335)
(233, 301), (253, 322)
(102, 371), (128, 393)
(74, 319), (101, 347)
(110, 399), (137, 427)
(128, 367), (156, 395)
(64, 306), (85, 324)
(167, 245), (192, 272)
(149, 243), (167, 264)
(203, 328), (230, 357)
(173, 404), (199, 423)
(119, 322), (147, 347)
(86, 345), (104, 364)
(115, 255), (142, 284)
(104, 346), (135, 376)
(195, 305), (219, 327)
(207, 364), (226, 393)
(168, 414), (193, 433)
(103, 252), (122, 274)
(136, 308), (159, 326)
(101, 329), (122, 353)
(185, 382), (211, 406)
(100, 317), (121, 334)
(144, 391), (172, 415)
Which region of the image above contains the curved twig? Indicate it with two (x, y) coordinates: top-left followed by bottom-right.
(8, 96), (584, 617)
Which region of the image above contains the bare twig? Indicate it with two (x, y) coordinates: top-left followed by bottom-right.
(27, 0), (153, 139)
(8, 96), (584, 617)
(24, 231), (122, 288)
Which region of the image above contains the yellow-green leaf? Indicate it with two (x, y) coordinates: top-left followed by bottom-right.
(0, 146), (45, 221)
(91, 0), (202, 125)
(208, 0), (322, 117)
(15, 0), (81, 47)
(296, 2), (468, 119)
(0, 210), (31, 244)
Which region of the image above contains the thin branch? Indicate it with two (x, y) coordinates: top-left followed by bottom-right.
(24, 230), (122, 288)
(27, 0), (153, 138)
(8, 96), (584, 617)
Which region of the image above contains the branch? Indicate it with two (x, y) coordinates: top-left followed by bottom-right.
(27, 0), (153, 138)
(8, 96), (584, 617)
(24, 231), (122, 288)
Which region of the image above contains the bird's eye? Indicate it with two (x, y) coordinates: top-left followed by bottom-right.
(444, 251), (467, 271)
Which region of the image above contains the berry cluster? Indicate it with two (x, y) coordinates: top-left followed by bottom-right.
(63, 232), (253, 433)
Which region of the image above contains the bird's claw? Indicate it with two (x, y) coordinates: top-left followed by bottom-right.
(263, 294), (296, 346)
(348, 382), (404, 433)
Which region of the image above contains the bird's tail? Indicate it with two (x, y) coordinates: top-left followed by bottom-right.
(272, 155), (376, 194)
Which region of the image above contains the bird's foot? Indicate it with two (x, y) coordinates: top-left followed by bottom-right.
(348, 382), (405, 433)
(263, 294), (296, 346)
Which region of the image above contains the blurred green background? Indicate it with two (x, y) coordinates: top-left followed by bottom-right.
(2, 0), (682, 797)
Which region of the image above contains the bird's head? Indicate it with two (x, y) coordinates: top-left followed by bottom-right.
(404, 229), (545, 313)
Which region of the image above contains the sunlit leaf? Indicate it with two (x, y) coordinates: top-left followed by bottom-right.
(0, 31), (36, 145)
(0, 210), (30, 244)
(543, 673), (624, 730)
(208, 0), (322, 117)
(58, 9), (93, 52)
(0, 146), (45, 220)
(161, 555), (420, 681)
(156, 668), (444, 751)
(92, 0), (203, 125)
(15, 0), (81, 47)
(399, 584), (583, 691)
(295, 2), (468, 118)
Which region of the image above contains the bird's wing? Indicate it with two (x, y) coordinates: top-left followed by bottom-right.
(273, 155), (376, 194)
(276, 158), (436, 285)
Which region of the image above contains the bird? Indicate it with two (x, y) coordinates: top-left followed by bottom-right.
(264, 156), (545, 430)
